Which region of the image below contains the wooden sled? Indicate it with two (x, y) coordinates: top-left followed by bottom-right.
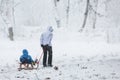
(18, 59), (40, 71)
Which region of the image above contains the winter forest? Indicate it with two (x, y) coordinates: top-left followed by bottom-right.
(0, 0), (120, 80)
(0, 0), (120, 42)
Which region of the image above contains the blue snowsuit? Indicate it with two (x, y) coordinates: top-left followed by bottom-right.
(20, 49), (34, 64)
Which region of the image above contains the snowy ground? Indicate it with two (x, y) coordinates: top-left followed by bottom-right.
(0, 29), (120, 80)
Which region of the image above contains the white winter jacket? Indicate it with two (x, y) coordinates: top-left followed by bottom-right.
(40, 26), (53, 46)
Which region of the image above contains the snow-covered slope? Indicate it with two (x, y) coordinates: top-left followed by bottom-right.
(0, 55), (120, 80)
(0, 28), (120, 80)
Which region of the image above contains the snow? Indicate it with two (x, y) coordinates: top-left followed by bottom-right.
(0, 0), (120, 80)
(0, 28), (120, 80)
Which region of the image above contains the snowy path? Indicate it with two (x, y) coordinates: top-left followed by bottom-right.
(0, 36), (120, 80)
(0, 55), (120, 80)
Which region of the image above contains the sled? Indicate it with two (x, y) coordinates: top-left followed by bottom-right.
(18, 67), (37, 71)
(18, 59), (40, 71)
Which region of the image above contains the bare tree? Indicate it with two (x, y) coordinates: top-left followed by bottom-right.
(79, 0), (90, 32)
(54, 0), (60, 7)
(66, 0), (70, 27)
(54, 0), (57, 7)
(54, 0), (61, 28)
(0, 0), (15, 41)
(92, 0), (98, 29)
(89, 0), (103, 29)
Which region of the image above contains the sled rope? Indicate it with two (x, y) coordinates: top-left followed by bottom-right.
(36, 52), (43, 69)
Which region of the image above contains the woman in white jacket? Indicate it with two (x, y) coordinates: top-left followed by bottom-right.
(40, 26), (53, 67)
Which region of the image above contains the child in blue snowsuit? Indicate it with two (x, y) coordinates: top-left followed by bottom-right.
(20, 49), (35, 69)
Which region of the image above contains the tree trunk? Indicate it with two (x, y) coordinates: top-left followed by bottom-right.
(7, 0), (14, 41)
(93, 0), (98, 29)
(0, 0), (15, 41)
(54, 0), (61, 28)
(54, 0), (57, 7)
(79, 0), (89, 32)
(66, 0), (70, 27)
(8, 27), (13, 40)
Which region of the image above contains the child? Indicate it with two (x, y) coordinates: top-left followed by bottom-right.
(19, 49), (35, 69)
